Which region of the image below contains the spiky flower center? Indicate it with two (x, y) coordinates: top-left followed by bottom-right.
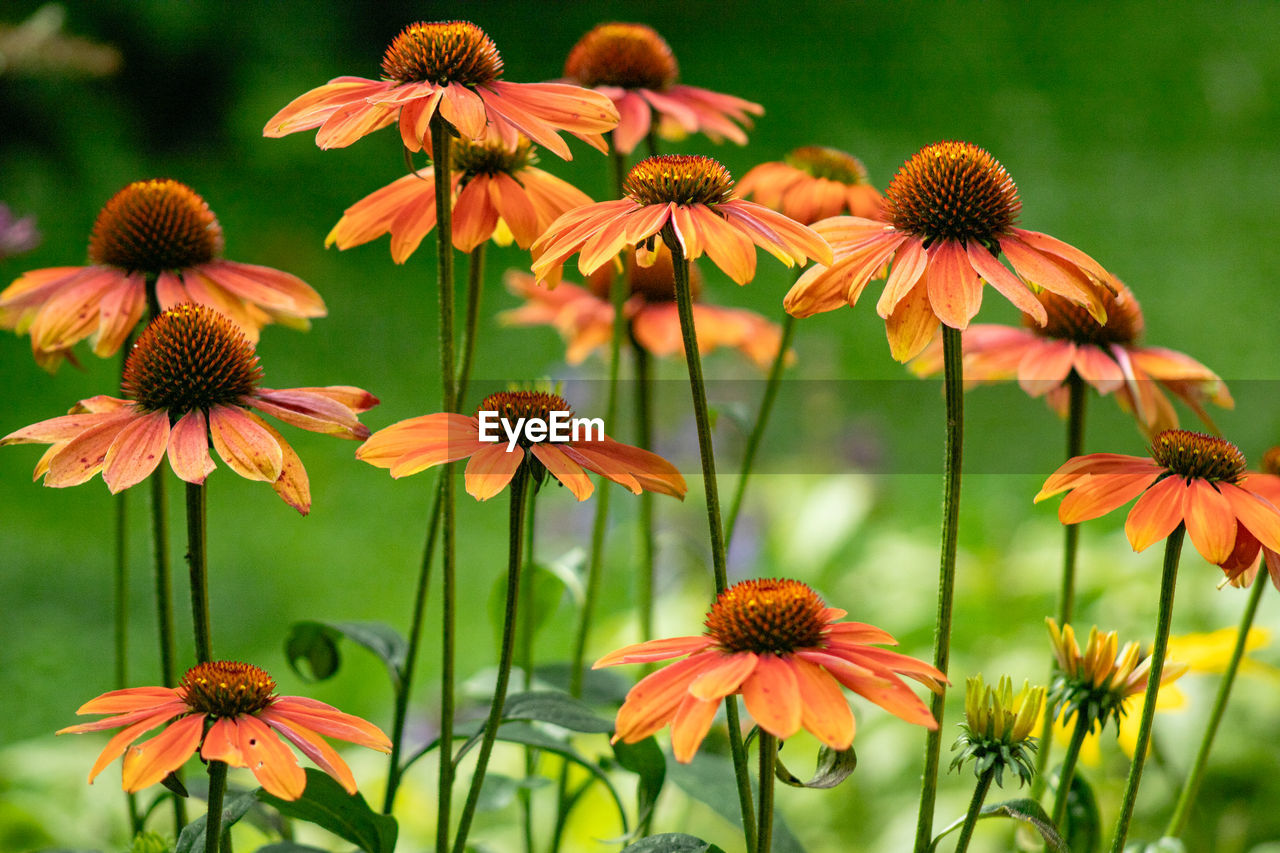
(477, 390), (573, 448)
(624, 155), (734, 207)
(122, 304), (262, 415)
(884, 141), (1020, 250)
(563, 23), (678, 91)
(87, 180), (223, 272)
(380, 21), (503, 86)
(705, 578), (828, 655)
(1151, 429), (1247, 483)
(785, 146), (871, 186)
(452, 137), (535, 177)
(179, 661), (275, 717)
(1027, 279), (1143, 345)
(586, 245), (702, 304)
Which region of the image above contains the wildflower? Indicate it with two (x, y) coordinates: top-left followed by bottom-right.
(58, 660), (391, 800)
(0, 180), (325, 371)
(737, 146), (884, 225)
(356, 389), (686, 502)
(531, 154), (831, 287)
(1035, 429), (1280, 566)
(562, 22), (762, 155)
(1, 304), (376, 515)
(326, 136), (592, 263)
(504, 244), (787, 368)
(951, 675), (1044, 787)
(595, 578), (945, 762)
(784, 140), (1116, 362)
(264, 20), (618, 160)
(910, 279), (1230, 436)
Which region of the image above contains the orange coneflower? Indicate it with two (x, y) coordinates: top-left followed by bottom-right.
(58, 661), (390, 800)
(326, 136), (593, 263)
(785, 140), (1117, 362)
(562, 22), (762, 155)
(1215, 448), (1280, 588)
(1035, 430), (1280, 566)
(1, 304), (376, 514)
(504, 244), (786, 369)
(910, 280), (1231, 437)
(264, 20), (618, 160)
(531, 154), (831, 287)
(357, 389), (686, 502)
(0, 180), (325, 372)
(737, 146), (884, 226)
(595, 578), (945, 762)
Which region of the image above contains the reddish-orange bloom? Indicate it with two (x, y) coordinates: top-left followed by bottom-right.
(504, 244), (786, 369)
(785, 141), (1116, 362)
(531, 154), (831, 287)
(357, 389), (686, 502)
(327, 136), (592, 263)
(1217, 449), (1280, 589)
(264, 20), (618, 160)
(737, 146), (884, 225)
(1, 304), (376, 515)
(0, 179), (325, 372)
(58, 661), (391, 800)
(562, 22), (762, 155)
(1036, 430), (1280, 566)
(910, 280), (1231, 437)
(595, 578), (945, 762)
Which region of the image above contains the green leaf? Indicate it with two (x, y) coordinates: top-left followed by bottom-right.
(620, 833), (727, 852)
(928, 797), (1067, 853)
(534, 664), (631, 705)
(541, 548), (587, 606)
(174, 790), (257, 853)
(774, 744), (856, 789)
(284, 621), (407, 691)
(490, 563), (566, 646)
(668, 752), (806, 853)
(1063, 770), (1101, 853)
(501, 690), (616, 733)
(258, 768), (398, 853)
(254, 844), (331, 853)
(612, 737), (666, 825)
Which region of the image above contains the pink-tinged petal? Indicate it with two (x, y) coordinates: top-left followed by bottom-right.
(669, 694), (720, 764)
(260, 701), (390, 753)
(483, 80), (620, 136)
(723, 201), (832, 265)
(314, 98), (398, 150)
(1181, 478), (1237, 564)
(28, 267), (125, 352)
(741, 654), (802, 738)
(153, 270), (188, 310)
(613, 654), (719, 744)
(1036, 453), (1160, 501)
(200, 717), (245, 766)
(44, 411), (137, 487)
(102, 409), (170, 494)
(639, 88), (699, 131)
(791, 656), (855, 750)
(964, 242), (1047, 325)
(291, 385), (379, 413)
(925, 240), (982, 329)
(1124, 475), (1187, 552)
(688, 651), (759, 701)
(691, 206), (757, 285)
(876, 236), (928, 316)
(236, 714), (306, 801)
(834, 646), (947, 692)
(2, 409), (130, 446)
(610, 90), (652, 155)
(263, 77), (392, 136)
(1071, 344), (1126, 394)
(246, 388), (368, 439)
(92, 272), (146, 357)
(884, 279), (940, 363)
(999, 233), (1106, 323)
(438, 82), (488, 138)
(199, 261), (325, 317)
(530, 443), (594, 501)
(1058, 471), (1164, 525)
(463, 444), (523, 500)
(824, 622), (898, 645)
(167, 410), (216, 484)
(488, 171), (541, 248)
(59, 701), (189, 735)
(1219, 482), (1280, 553)
(799, 651), (937, 729)
(174, 271), (263, 341)
(1009, 228), (1113, 285)
(1017, 340), (1076, 397)
(81, 708), (190, 784)
(259, 711), (357, 794)
(70, 687), (182, 716)
(560, 436), (687, 499)
(594, 636), (712, 668)
(452, 175), (500, 253)
(208, 405), (284, 483)
(254, 417), (312, 515)
(669, 205), (702, 260)
(474, 86), (572, 160)
(120, 714), (204, 792)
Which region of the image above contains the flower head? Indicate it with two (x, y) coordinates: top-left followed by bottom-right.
(562, 23), (763, 155)
(785, 141), (1116, 362)
(326, 136), (592, 263)
(737, 146), (884, 225)
(951, 675), (1044, 787)
(910, 279), (1231, 437)
(532, 154), (831, 288)
(504, 244), (788, 369)
(2, 304), (376, 514)
(58, 660), (390, 800)
(0, 179), (325, 371)
(1035, 429), (1280, 566)
(595, 578), (945, 762)
(264, 20), (618, 160)
(356, 388), (686, 502)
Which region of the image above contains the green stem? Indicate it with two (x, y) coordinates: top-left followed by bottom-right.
(724, 312), (796, 550)
(185, 481), (211, 664)
(451, 467), (530, 853)
(912, 324), (965, 853)
(1165, 563), (1267, 837)
(953, 766), (995, 853)
(114, 343), (143, 835)
(519, 486), (539, 853)
(1051, 712), (1092, 830)
(757, 733), (777, 853)
(632, 340), (656, 650)
(204, 760), (227, 853)
(455, 244), (485, 407)
(1108, 524), (1185, 853)
(667, 232), (756, 852)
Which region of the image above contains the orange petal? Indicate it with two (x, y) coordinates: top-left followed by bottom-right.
(1058, 471), (1163, 525)
(692, 206), (757, 285)
(1182, 478), (1237, 564)
(530, 444), (593, 501)
(70, 686), (182, 716)
(593, 636), (712, 668)
(688, 651), (758, 701)
(740, 654), (802, 739)
(1036, 453), (1159, 501)
(824, 622), (898, 645)
(876, 236), (928, 316)
(884, 279), (939, 363)
(438, 82), (488, 138)
(208, 405), (284, 483)
(82, 707), (188, 784)
(258, 710), (357, 794)
(452, 175), (500, 253)
(252, 417), (312, 515)
(236, 714), (306, 801)
(167, 409), (216, 484)
(44, 411), (136, 488)
(200, 717), (245, 766)
(92, 272), (146, 357)
(357, 413), (481, 471)
(1220, 482), (1280, 553)
(488, 171), (540, 248)
(1017, 340), (1076, 397)
(102, 409), (170, 494)
(1124, 475), (1187, 551)
(999, 233), (1106, 323)
(247, 388), (368, 439)
(613, 654), (717, 744)
(964, 242), (1046, 325)
(266, 698), (391, 752)
(121, 714), (204, 792)
(925, 240), (982, 329)
(463, 444), (523, 500)
(669, 694), (720, 764)
(791, 656), (855, 750)
(800, 651), (936, 729)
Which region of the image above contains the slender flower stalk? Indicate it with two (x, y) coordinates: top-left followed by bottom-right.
(186, 481), (211, 664)
(1050, 712), (1091, 830)
(952, 767), (995, 853)
(204, 759), (228, 853)
(757, 732), (778, 853)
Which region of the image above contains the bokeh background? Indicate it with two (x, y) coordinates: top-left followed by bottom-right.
(2, 1), (1279, 851)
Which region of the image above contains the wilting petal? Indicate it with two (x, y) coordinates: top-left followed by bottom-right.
(688, 651), (758, 701)
(246, 388), (368, 439)
(594, 636), (712, 668)
(791, 656), (855, 750)
(1124, 475), (1187, 551)
(236, 714), (306, 800)
(463, 444), (523, 500)
(741, 654), (801, 739)
(121, 714), (204, 792)
(530, 444), (593, 501)
(669, 694), (720, 764)
(167, 410), (215, 484)
(102, 409), (170, 493)
(1182, 478), (1237, 564)
(44, 411), (136, 487)
(208, 405), (284, 482)
(253, 417), (311, 515)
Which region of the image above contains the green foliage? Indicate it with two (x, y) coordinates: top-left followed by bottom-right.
(258, 770), (396, 853)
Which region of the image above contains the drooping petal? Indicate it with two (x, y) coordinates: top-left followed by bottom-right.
(487, 171), (541, 248)
(438, 82), (489, 138)
(876, 236), (928, 316)
(1219, 482), (1280, 553)
(263, 76), (394, 137)
(560, 436), (687, 499)
(101, 409), (170, 493)
(925, 240), (982, 329)
(884, 279), (939, 363)
(82, 707), (190, 784)
(530, 443), (594, 501)
(120, 714), (204, 792)
(964, 242), (1047, 325)
(70, 686), (183, 716)
(200, 717), (245, 766)
(1182, 478), (1237, 564)
(1058, 470), (1163, 524)
(266, 698), (391, 752)
(258, 710), (357, 793)
(208, 405), (284, 483)
(255, 417), (312, 515)
(790, 656), (855, 750)
(691, 205), (757, 285)
(669, 693), (720, 764)
(612, 654), (719, 744)
(800, 650), (936, 729)
(593, 636), (712, 668)
(44, 410), (137, 487)
(58, 701), (189, 736)
(463, 444), (523, 500)
(1036, 454), (1161, 501)
(1017, 340), (1076, 397)
(246, 388), (369, 439)
(167, 409), (216, 484)
(236, 714), (306, 801)
(740, 654), (802, 739)
(452, 175), (501, 252)
(688, 651), (758, 701)
(1124, 475), (1187, 551)
(92, 271), (146, 357)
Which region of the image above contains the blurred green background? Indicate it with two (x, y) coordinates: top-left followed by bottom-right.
(2, 1), (1279, 851)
